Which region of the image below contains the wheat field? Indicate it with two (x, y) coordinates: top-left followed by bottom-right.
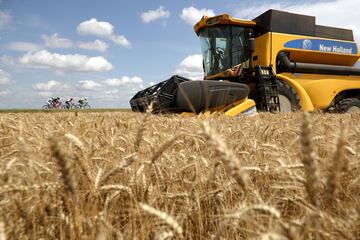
(0, 111), (359, 239)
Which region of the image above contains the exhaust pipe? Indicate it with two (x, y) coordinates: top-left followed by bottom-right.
(277, 52), (360, 76)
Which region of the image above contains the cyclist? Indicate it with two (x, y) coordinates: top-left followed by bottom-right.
(53, 97), (60, 108)
(65, 97), (74, 109)
(47, 98), (53, 106)
(78, 98), (87, 106)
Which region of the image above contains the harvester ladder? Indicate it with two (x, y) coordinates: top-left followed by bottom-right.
(256, 66), (281, 112)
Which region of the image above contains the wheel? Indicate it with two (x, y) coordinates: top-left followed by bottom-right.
(84, 104), (91, 109)
(277, 80), (300, 112)
(42, 104), (49, 110)
(336, 97), (360, 113)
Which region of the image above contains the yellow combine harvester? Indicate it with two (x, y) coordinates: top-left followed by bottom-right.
(130, 10), (360, 115)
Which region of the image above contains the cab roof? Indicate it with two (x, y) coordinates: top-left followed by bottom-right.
(194, 10), (354, 42)
(194, 14), (256, 34)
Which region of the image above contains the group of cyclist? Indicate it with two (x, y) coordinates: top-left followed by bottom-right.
(46, 97), (88, 109)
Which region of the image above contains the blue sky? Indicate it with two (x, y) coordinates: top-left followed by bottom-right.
(0, 0), (359, 108)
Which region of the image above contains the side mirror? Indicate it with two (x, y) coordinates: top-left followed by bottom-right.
(249, 38), (256, 52)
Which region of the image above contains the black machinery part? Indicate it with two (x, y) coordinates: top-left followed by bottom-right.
(130, 75), (191, 113)
(277, 52), (360, 75)
(176, 80), (250, 113)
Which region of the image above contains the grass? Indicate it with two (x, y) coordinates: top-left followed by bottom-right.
(0, 111), (359, 239)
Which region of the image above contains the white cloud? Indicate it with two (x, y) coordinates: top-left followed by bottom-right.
(77, 18), (114, 38)
(233, 0), (360, 43)
(141, 6), (170, 23)
(37, 91), (54, 98)
(4, 41), (42, 52)
(78, 40), (109, 52)
(174, 54), (204, 79)
(111, 35), (131, 48)
(77, 18), (131, 47)
(105, 89), (119, 95)
(0, 55), (16, 65)
(32, 80), (68, 91)
(0, 10), (11, 30)
(103, 76), (143, 86)
(0, 89), (10, 96)
(77, 80), (102, 91)
(19, 50), (113, 73)
(181, 6), (215, 25)
(41, 33), (73, 48)
(0, 69), (11, 84)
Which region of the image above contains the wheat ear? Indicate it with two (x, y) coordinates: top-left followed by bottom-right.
(300, 112), (321, 207)
(139, 203), (183, 237)
(134, 103), (153, 151)
(325, 127), (346, 207)
(50, 138), (76, 196)
(201, 121), (249, 190)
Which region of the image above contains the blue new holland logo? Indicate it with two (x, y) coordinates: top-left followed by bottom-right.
(284, 39), (358, 55)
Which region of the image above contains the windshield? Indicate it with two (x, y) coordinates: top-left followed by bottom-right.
(199, 26), (251, 77)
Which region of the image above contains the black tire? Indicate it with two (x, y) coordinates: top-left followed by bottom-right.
(42, 104), (49, 110)
(277, 80), (300, 112)
(336, 97), (360, 113)
(84, 104), (91, 109)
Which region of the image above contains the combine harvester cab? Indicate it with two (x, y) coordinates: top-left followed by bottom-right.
(131, 9), (360, 115)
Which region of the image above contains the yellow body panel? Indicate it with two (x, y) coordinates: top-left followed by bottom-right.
(266, 33), (360, 110)
(268, 32), (360, 66)
(276, 74), (314, 111)
(280, 73), (360, 109)
(224, 99), (256, 116)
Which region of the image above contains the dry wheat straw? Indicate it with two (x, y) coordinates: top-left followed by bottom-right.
(100, 184), (132, 194)
(0, 182), (61, 194)
(325, 127), (346, 206)
(1, 111), (360, 239)
(0, 222), (6, 240)
(100, 154), (136, 184)
(150, 135), (181, 164)
(140, 203), (183, 237)
(64, 133), (84, 150)
(50, 138), (76, 196)
(134, 103), (153, 151)
(300, 113), (321, 206)
(224, 204), (281, 219)
(201, 121), (249, 190)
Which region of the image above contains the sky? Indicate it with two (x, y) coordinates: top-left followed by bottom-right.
(0, 0), (359, 108)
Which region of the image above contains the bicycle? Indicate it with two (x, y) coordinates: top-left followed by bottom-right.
(42, 101), (63, 109)
(75, 102), (91, 109)
(62, 102), (75, 109)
